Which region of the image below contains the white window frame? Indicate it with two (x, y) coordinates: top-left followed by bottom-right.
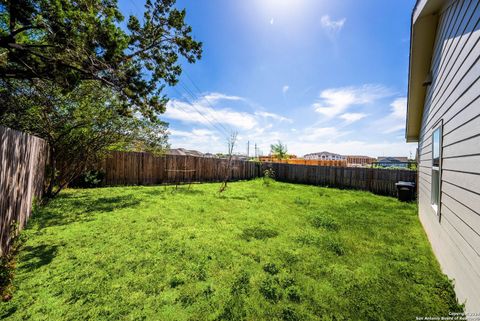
(431, 121), (442, 216)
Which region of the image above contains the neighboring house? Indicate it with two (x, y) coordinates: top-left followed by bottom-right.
(375, 156), (409, 168)
(406, 0), (480, 312)
(304, 151), (346, 161)
(166, 148), (204, 157)
(346, 155), (376, 167)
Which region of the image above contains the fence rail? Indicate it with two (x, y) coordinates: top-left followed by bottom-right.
(101, 151), (262, 186)
(262, 162), (417, 197)
(0, 126), (48, 255)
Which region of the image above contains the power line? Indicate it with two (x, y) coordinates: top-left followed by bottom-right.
(171, 87), (230, 139)
(182, 72), (234, 134)
(179, 80), (232, 136)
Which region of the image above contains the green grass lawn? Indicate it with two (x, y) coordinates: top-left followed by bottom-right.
(1, 180), (462, 320)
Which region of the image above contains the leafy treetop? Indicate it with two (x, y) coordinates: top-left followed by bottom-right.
(0, 0), (202, 121)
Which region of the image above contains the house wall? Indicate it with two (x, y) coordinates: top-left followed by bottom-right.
(417, 0), (480, 312)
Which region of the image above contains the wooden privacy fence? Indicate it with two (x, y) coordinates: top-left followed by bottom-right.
(262, 162), (417, 197)
(101, 151), (262, 186)
(262, 158), (347, 167)
(0, 126), (48, 255)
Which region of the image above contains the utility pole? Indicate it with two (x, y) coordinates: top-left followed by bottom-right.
(247, 140), (250, 158)
(254, 143), (257, 158)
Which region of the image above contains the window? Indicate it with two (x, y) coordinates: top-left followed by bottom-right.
(431, 124), (442, 213)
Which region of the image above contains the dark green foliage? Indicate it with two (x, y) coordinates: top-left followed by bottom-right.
(0, 181), (464, 320)
(262, 168), (275, 186)
(263, 262), (279, 275)
(73, 170), (106, 188)
(0, 0), (202, 116)
(259, 277), (282, 303)
(240, 227), (278, 241)
(286, 286), (301, 303)
(169, 275), (185, 288)
(0, 81), (169, 198)
(281, 306), (300, 321)
(231, 272), (250, 295)
(0, 222), (26, 301)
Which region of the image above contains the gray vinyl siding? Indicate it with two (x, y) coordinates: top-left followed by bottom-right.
(417, 0), (480, 312)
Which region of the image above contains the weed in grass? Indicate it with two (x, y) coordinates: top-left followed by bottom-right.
(240, 227), (278, 241)
(293, 197), (310, 207)
(281, 306), (300, 321)
(280, 275), (296, 289)
(192, 263), (207, 281)
(263, 262), (279, 275)
(219, 296), (247, 321)
(259, 277), (282, 303)
(169, 275), (185, 288)
(286, 286), (301, 303)
(310, 214), (340, 231)
(203, 284), (215, 298)
(231, 271), (250, 295)
(325, 237), (346, 256)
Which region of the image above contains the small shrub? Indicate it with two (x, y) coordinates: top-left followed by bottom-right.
(281, 306), (300, 321)
(263, 168), (276, 186)
(178, 292), (195, 307)
(231, 271), (250, 295)
(280, 275), (296, 289)
(240, 227), (278, 241)
(286, 286), (301, 303)
(310, 215), (340, 231)
(263, 262), (279, 275)
(259, 277), (282, 303)
(73, 170), (105, 188)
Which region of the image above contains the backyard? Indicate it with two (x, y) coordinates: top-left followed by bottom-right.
(0, 180), (462, 320)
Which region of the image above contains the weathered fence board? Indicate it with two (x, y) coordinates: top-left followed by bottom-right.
(101, 151), (262, 186)
(262, 162), (417, 197)
(0, 126), (48, 255)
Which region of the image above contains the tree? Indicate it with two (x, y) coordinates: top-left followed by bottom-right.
(0, 0), (202, 120)
(0, 79), (169, 198)
(219, 132), (237, 193)
(270, 141), (288, 160)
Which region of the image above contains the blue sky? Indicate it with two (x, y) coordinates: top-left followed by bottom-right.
(119, 0), (418, 157)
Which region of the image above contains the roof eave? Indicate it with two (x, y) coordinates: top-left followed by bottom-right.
(406, 0), (445, 143)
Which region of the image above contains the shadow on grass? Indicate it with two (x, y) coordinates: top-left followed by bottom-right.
(19, 244), (58, 272)
(0, 306), (16, 319)
(31, 195), (141, 229)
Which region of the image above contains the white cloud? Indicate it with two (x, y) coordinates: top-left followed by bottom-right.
(255, 111), (292, 123)
(321, 15), (346, 34)
(377, 97), (407, 134)
(270, 18), (274, 25)
(300, 127), (346, 142)
(165, 92), (292, 132)
(282, 85), (289, 94)
(202, 92), (243, 104)
(340, 113), (367, 124)
(390, 97), (407, 119)
(166, 99), (257, 130)
(313, 84), (392, 118)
